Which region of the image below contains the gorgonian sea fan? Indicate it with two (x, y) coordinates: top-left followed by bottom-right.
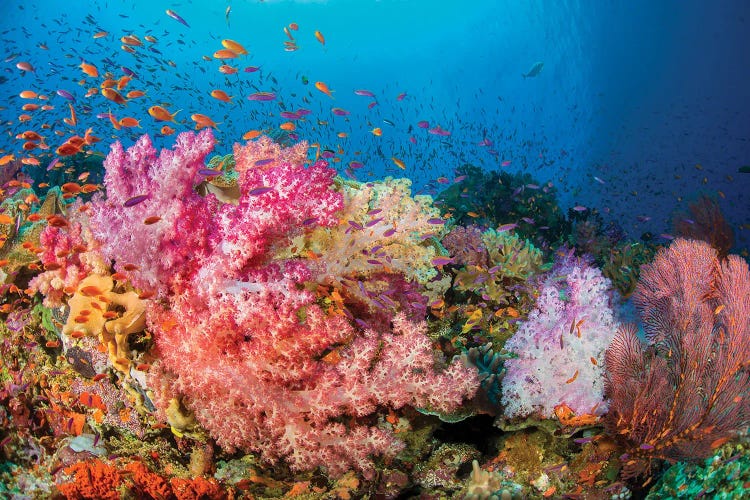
(605, 238), (749, 479)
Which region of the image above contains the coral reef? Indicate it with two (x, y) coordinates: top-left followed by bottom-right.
(79, 132), (479, 478)
(605, 238), (750, 480)
(501, 253), (618, 421)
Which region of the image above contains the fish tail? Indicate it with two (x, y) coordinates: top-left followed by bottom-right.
(171, 109), (182, 123)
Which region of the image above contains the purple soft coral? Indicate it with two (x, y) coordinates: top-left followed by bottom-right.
(501, 256), (618, 420)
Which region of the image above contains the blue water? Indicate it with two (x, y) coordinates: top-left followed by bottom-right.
(1, 0), (748, 248)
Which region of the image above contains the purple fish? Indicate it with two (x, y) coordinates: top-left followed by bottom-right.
(280, 111), (300, 119)
(367, 208), (382, 216)
(166, 9), (190, 27)
(247, 92), (276, 101)
(427, 218), (445, 225)
(296, 108), (312, 116)
(417, 120), (429, 129)
(428, 125), (451, 136)
(247, 186), (274, 196)
(348, 220), (363, 230)
(123, 194), (149, 207)
(254, 158), (274, 166)
(244, 66), (261, 72)
(349, 161), (364, 169)
(331, 107), (350, 116)
(354, 89), (375, 97)
(383, 228), (397, 237)
(57, 89), (75, 101)
(120, 66), (136, 77)
(496, 223), (518, 233)
(431, 256), (454, 266)
(367, 259), (383, 266)
(198, 168), (221, 177)
(302, 217), (318, 226)
(639, 443), (655, 451)
(573, 436), (594, 444)
(572, 205), (588, 212)
(365, 218), (383, 227)
(46, 157), (60, 171)
(354, 318), (370, 329)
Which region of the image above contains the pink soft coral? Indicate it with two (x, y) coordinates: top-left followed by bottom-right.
(88, 130), (217, 295)
(88, 132), (477, 477)
(29, 200), (108, 307)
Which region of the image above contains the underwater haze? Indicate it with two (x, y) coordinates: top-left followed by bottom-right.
(2, 0), (748, 247)
(1, 1), (750, 499)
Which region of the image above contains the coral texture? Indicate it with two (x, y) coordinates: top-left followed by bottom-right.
(605, 238), (750, 479)
(501, 255), (618, 420)
(88, 132), (477, 477)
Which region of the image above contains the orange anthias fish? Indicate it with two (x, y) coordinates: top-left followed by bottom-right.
(314, 30), (325, 45)
(79, 61), (98, 77)
(213, 48), (238, 59)
(210, 89), (232, 102)
(219, 64), (238, 75)
(242, 130), (262, 140)
(120, 35), (143, 46)
(221, 39), (248, 55)
(63, 103), (77, 127)
(118, 117), (141, 128)
(160, 125), (175, 135)
(101, 88), (127, 105)
(149, 106), (180, 122)
(19, 90), (37, 99)
(56, 128), (100, 156)
(314, 81), (334, 98)
(391, 157), (406, 169)
(191, 113), (220, 130)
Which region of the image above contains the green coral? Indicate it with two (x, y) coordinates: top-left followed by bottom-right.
(451, 229), (547, 346)
(647, 445), (750, 499)
(602, 241), (656, 299)
(437, 164), (567, 248)
(1, 188), (65, 281)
